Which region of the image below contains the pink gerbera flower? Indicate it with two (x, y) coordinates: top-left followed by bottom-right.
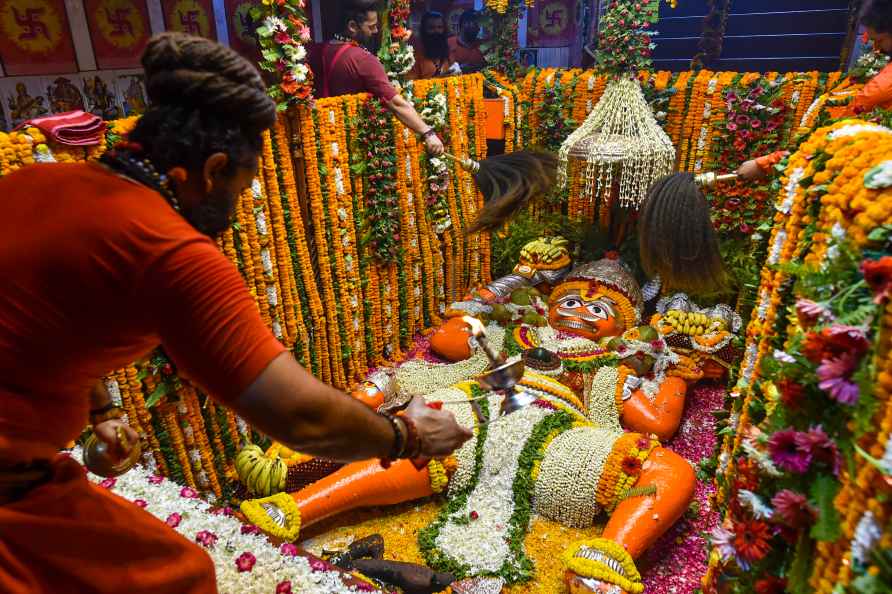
(768, 429), (811, 473)
(771, 489), (814, 528)
(796, 425), (841, 475)
(817, 353), (860, 405)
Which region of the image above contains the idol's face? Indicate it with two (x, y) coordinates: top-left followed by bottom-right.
(547, 290), (623, 341)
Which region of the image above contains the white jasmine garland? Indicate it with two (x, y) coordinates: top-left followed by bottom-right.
(435, 404), (550, 574)
(778, 167), (805, 214)
(737, 489), (773, 520)
(827, 123), (892, 140)
(72, 448), (366, 594)
(851, 511), (882, 566)
(104, 378), (123, 406)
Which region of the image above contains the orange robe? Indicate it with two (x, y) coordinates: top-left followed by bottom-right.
(0, 163), (285, 593)
(848, 61), (892, 115)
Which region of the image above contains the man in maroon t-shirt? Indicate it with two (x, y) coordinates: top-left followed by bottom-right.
(308, 0), (444, 155)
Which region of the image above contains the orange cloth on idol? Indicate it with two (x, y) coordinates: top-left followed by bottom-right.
(0, 162), (286, 592)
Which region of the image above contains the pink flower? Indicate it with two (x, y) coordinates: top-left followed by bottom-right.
(280, 543), (299, 557)
(795, 298), (833, 328)
(768, 429), (811, 473)
(211, 507), (234, 516)
(355, 582), (376, 592)
(195, 530), (218, 548)
(180, 487), (199, 499)
(726, 121), (738, 131)
(236, 552), (257, 573)
(650, 340), (664, 351)
(241, 525), (262, 535)
(276, 582), (292, 594)
(99, 478), (116, 489)
(817, 353), (860, 405)
(750, 118), (762, 128)
(795, 426), (841, 475)
(166, 513), (182, 528)
(309, 558), (332, 572)
(133, 499), (148, 508)
(275, 31), (293, 45)
(148, 475), (164, 484)
(771, 489), (813, 528)
(737, 114), (751, 125)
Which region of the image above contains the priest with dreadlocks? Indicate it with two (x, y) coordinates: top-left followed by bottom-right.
(0, 33), (473, 593)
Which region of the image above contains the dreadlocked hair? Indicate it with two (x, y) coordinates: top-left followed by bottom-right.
(465, 150), (558, 235)
(128, 32), (277, 174)
(638, 172), (727, 295)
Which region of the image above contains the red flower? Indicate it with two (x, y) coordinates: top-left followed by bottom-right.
(99, 478), (116, 489)
(861, 257), (892, 304)
(280, 543), (299, 556)
(148, 474), (164, 484)
(281, 72), (299, 95)
(470, 510), (479, 520)
(133, 499), (148, 508)
(732, 519), (772, 563)
(195, 530), (218, 548)
(236, 552), (257, 573)
(771, 489), (814, 529)
(621, 456), (643, 475)
(180, 487), (199, 499)
(801, 331), (829, 363)
(755, 577), (787, 594)
(165, 513), (182, 528)
(276, 582), (292, 594)
(275, 31), (293, 45)
(777, 379), (805, 409)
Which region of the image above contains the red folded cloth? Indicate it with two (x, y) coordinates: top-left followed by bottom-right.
(16, 110), (107, 147)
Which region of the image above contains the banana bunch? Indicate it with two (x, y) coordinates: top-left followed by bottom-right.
(520, 236), (569, 265)
(663, 310), (724, 336)
(235, 444), (287, 497)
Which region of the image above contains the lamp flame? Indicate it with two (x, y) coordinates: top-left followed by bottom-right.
(462, 316), (486, 338)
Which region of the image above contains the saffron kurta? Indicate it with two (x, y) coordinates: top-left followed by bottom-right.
(0, 162), (285, 593)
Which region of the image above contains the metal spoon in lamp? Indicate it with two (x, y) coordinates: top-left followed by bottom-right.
(428, 317), (534, 424)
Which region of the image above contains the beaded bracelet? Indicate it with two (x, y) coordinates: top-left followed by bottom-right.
(379, 412), (406, 469)
(89, 403), (124, 426)
(398, 414), (423, 459)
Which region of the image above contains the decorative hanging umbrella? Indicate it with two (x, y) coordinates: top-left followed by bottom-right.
(558, 76), (676, 211)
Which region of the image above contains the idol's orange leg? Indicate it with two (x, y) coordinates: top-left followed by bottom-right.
(621, 376), (687, 442)
(566, 447), (695, 594)
(291, 459), (434, 529)
(601, 447), (695, 559)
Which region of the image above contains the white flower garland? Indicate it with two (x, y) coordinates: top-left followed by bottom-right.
(435, 404), (551, 574)
(534, 425), (619, 527)
(73, 449), (366, 594)
(395, 325), (506, 397)
(851, 510), (882, 567)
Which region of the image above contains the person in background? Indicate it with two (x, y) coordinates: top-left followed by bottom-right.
(738, 0), (892, 181)
(448, 10), (485, 73)
(308, 0), (444, 155)
(409, 11), (459, 80)
(0, 32), (469, 594)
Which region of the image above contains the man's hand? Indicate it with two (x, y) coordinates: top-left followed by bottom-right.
(424, 133), (445, 156)
(736, 159), (765, 181)
(93, 419), (139, 461)
(402, 396), (472, 457)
